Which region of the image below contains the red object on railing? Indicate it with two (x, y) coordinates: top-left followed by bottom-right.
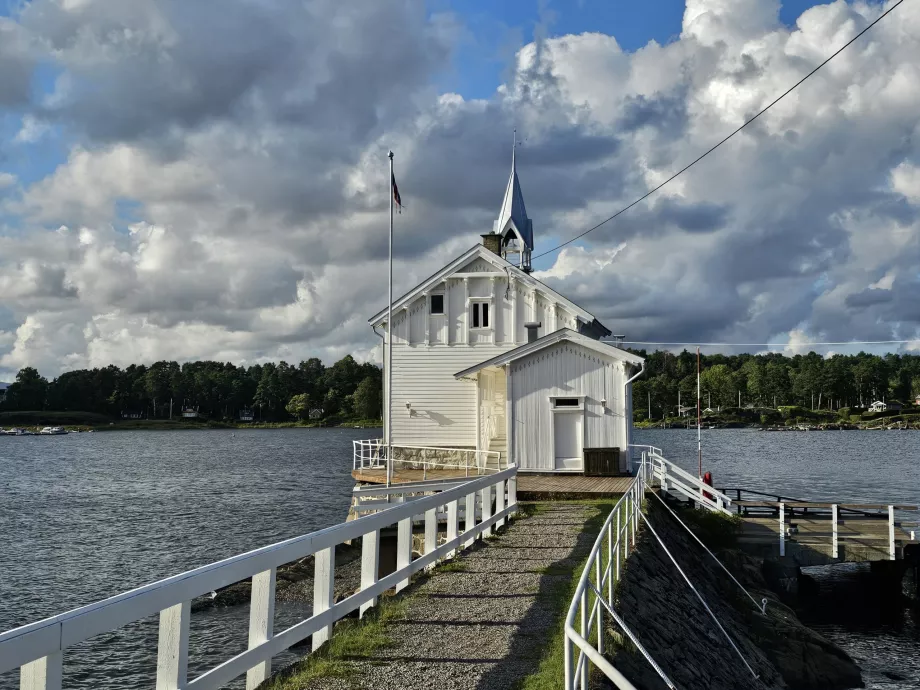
(703, 471), (713, 501)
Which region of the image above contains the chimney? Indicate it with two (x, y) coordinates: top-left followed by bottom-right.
(524, 321), (541, 343)
(481, 232), (501, 257)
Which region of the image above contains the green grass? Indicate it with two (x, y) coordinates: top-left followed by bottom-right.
(514, 500), (617, 690)
(264, 595), (408, 689)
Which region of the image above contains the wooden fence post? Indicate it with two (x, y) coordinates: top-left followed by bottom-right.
(480, 485), (493, 538)
(312, 547), (335, 649)
(495, 479), (506, 529)
(464, 492), (476, 548)
(831, 505), (838, 559)
(20, 654), (62, 690)
(396, 518), (412, 592)
(360, 530), (380, 617)
(889, 505), (896, 560)
(447, 500), (459, 558)
(156, 601), (190, 690)
(246, 568), (276, 689)
(425, 507), (438, 569)
(779, 502), (785, 557)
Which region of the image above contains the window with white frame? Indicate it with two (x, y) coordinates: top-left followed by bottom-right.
(470, 301), (490, 329)
(429, 293), (444, 315)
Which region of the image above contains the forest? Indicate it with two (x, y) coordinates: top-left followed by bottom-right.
(2, 349), (918, 425)
(630, 349), (920, 420)
(0, 356), (383, 424)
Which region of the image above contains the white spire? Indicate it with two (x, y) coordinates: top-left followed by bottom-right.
(494, 129), (533, 271)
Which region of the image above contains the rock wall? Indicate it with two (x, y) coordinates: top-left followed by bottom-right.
(392, 446), (477, 470)
(610, 501), (863, 690)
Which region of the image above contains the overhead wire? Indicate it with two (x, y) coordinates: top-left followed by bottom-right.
(603, 339), (917, 348)
(531, 0), (907, 261)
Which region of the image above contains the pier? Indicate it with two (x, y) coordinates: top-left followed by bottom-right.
(2, 445), (917, 690)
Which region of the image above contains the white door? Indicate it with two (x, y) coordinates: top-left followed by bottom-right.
(554, 412), (583, 470)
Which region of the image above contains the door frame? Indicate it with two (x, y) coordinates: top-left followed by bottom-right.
(549, 395), (585, 472)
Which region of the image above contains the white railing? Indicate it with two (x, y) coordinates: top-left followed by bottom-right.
(0, 466), (518, 690)
(564, 448), (733, 690)
(352, 439), (503, 478)
(631, 444), (733, 514)
(564, 459), (652, 690)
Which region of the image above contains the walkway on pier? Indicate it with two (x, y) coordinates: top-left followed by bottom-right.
(304, 503), (601, 690)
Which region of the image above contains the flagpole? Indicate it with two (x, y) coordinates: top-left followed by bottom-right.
(386, 150), (394, 489)
(697, 346), (702, 480)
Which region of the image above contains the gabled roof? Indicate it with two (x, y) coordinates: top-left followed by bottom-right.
(368, 245), (603, 329)
(454, 328), (644, 379)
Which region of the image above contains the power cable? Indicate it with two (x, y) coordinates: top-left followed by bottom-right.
(532, 0), (907, 261)
(604, 339), (916, 348)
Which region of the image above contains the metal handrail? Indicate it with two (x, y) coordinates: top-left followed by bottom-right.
(1, 467), (519, 690)
(353, 439), (504, 478)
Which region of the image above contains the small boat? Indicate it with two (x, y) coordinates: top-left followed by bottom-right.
(39, 427), (68, 435)
(4, 427), (33, 436)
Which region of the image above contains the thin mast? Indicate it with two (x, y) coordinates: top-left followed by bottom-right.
(387, 150), (394, 488)
(697, 346), (702, 480)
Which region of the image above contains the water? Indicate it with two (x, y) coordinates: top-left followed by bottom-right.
(0, 428), (366, 689)
(1, 428), (917, 688)
(635, 428), (920, 689)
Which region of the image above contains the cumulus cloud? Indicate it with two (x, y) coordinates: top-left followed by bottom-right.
(2, 0), (920, 379)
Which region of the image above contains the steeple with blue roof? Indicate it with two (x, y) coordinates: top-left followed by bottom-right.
(492, 131), (533, 272)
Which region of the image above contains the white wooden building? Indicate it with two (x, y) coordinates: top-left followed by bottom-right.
(368, 150), (644, 474)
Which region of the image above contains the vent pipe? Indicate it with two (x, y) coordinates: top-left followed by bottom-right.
(524, 321), (541, 343)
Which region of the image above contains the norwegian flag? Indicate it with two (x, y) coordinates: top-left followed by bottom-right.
(391, 171), (402, 213)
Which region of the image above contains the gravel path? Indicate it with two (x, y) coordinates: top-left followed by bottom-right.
(310, 503), (600, 690)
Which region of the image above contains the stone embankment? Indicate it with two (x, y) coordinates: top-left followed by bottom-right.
(611, 500), (863, 690)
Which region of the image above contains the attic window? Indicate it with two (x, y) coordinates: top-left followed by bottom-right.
(471, 301), (490, 329)
(430, 294), (444, 315)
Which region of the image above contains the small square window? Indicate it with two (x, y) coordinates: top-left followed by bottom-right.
(430, 294), (444, 315)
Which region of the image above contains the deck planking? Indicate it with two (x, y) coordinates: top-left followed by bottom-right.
(351, 468), (633, 498)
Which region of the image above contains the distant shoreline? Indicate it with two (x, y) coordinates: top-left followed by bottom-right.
(0, 417), (383, 433)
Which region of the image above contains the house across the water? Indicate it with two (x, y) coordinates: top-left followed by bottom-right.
(368, 148), (643, 476)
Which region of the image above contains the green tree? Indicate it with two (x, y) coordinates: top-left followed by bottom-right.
(285, 393), (309, 420)
(5, 367), (49, 411)
(353, 376), (382, 419)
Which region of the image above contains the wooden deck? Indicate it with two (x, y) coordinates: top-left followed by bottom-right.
(351, 467), (633, 498)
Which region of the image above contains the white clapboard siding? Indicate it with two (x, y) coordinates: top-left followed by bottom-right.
(391, 344), (516, 446)
(510, 341), (628, 471)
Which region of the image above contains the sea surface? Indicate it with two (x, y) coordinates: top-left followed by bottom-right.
(0, 427), (917, 688)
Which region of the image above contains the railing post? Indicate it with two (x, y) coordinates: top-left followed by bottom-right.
(831, 504), (839, 559)
(464, 491), (476, 547)
(508, 473), (517, 513)
(595, 555), (604, 656)
(779, 502), (785, 557)
(20, 654), (62, 690)
(481, 484), (493, 538)
(312, 547), (335, 649)
(447, 500), (459, 558)
(564, 635), (574, 690)
(607, 521), (614, 604)
(579, 590), (588, 689)
(889, 505), (896, 560)
(615, 509), (621, 581)
(495, 479), (506, 529)
(246, 568), (277, 689)
(396, 517), (412, 592)
(360, 529), (380, 617)
(425, 507), (438, 565)
(156, 601), (190, 690)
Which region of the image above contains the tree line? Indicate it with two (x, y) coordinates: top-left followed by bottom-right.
(0, 356), (383, 423)
(630, 350), (920, 420)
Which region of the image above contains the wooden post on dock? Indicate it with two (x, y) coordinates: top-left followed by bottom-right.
(832, 504), (839, 558)
(889, 505), (896, 560)
(779, 502), (785, 557)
